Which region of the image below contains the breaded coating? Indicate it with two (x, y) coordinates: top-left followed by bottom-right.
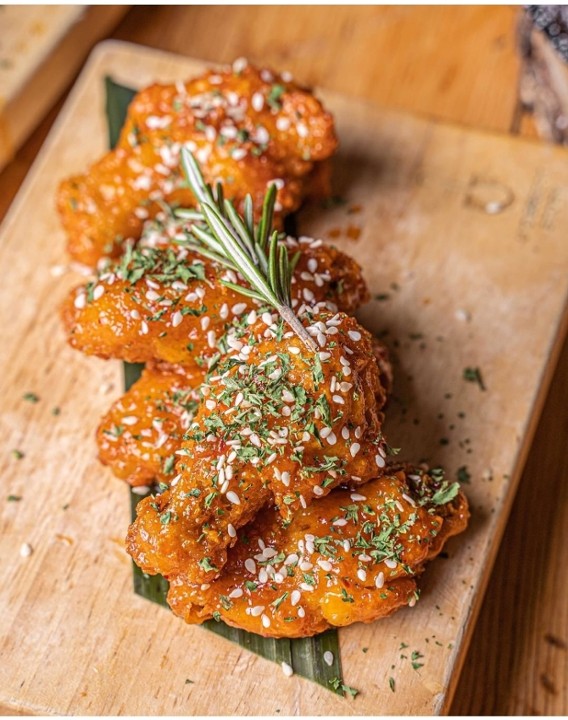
(97, 363), (201, 488)
(61, 231), (369, 369)
(97, 340), (391, 488)
(126, 310), (390, 583)
(165, 467), (468, 638)
(57, 60), (338, 267)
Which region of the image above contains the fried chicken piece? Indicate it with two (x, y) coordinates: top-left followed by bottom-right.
(126, 309), (391, 584)
(97, 363), (201, 488)
(61, 229), (369, 369)
(165, 466), (468, 638)
(98, 339), (391, 488)
(57, 60), (338, 267)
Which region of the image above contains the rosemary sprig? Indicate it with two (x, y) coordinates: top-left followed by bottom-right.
(177, 148), (317, 351)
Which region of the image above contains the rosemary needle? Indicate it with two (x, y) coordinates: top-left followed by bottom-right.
(177, 148), (317, 351)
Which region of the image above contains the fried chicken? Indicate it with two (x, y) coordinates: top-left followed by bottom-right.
(97, 336), (391, 488)
(57, 60), (338, 267)
(164, 466), (468, 638)
(97, 363), (201, 488)
(126, 309), (391, 583)
(61, 228), (369, 369)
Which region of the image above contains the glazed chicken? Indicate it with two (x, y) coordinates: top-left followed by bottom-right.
(165, 466), (468, 638)
(61, 230), (369, 370)
(126, 309), (392, 584)
(97, 362), (201, 488)
(97, 338), (392, 488)
(57, 60), (338, 267)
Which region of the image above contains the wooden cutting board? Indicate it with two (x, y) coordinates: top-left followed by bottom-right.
(1, 40), (567, 716)
(0, 5), (127, 171)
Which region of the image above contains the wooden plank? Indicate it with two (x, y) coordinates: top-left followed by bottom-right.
(0, 5), (127, 171)
(113, 5), (523, 133)
(1, 40), (567, 716)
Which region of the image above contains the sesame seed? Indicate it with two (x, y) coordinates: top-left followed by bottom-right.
(233, 56), (248, 73)
(245, 559), (256, 574)
(281, 471), (290, 487)
(332, 395), (344, 404)
(300, 561), (313, 571)
(207, 330), (216, 348)
(226, 491), (241, 505)
(333, 518), (347, 527)
(258, 568), (268, 584)
(408, 595), (418, 607)
(313, 486), (324, 496)
(140, 321), (149, 335)
(171, 311), (183, 328)
(132, 486), (151, 496)
(229, 588), (243, 599)
(357, 568), (367, 582)
(276, 117), (291, 131)
(318, 560), (333, 572)
(122, 416), (138, 425)
(73, 292), (85, 310)
(93, 285), (105, 301)
(251, 92), (264, 112)
(281, 662), (294, 678)
(350, 443), (361, 457)
(323, 651), (334, 667)
(200, 316), (210, 331)
(375, 453), (386, 468)
(300, 583), (314, 592)
(261, 614), (271, 628)
(385, 558), (397, 569)
(402, 493), (417, 507)
(19, 543), (33, 558)
(297, 607), (306, 618)
(375, 571), (385, 588)
(285, 554), (299, 566)
(350, 492), (366, 501)
(250, 605), (265, 617)
(228, 523), (237, 538)
(232, 148), (247, 161)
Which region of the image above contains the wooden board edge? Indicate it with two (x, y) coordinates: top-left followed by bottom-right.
(0, 7), (128, 171)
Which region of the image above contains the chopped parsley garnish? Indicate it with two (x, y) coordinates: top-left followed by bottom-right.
(457, 465), (471, 484)
(198, 557), (218, 572)
(22, 392), (39, 403)
(463, 366), (486, 390)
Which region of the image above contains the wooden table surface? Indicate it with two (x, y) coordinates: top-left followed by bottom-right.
(1, 6), (565, 716)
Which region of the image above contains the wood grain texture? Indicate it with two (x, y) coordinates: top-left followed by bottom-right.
(0, 7), (565, 715)
(0, 5), (127, 170)
(1, 40), (567, 716)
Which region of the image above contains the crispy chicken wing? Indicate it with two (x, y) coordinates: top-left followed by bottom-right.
(97, 363), (201, 488)
(165, 467), (468, 638)
(57, 61), (338, 267)
(97, 337), (391, 488)
(126, 309), (391, 583)
(61, 230), (369, 369)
